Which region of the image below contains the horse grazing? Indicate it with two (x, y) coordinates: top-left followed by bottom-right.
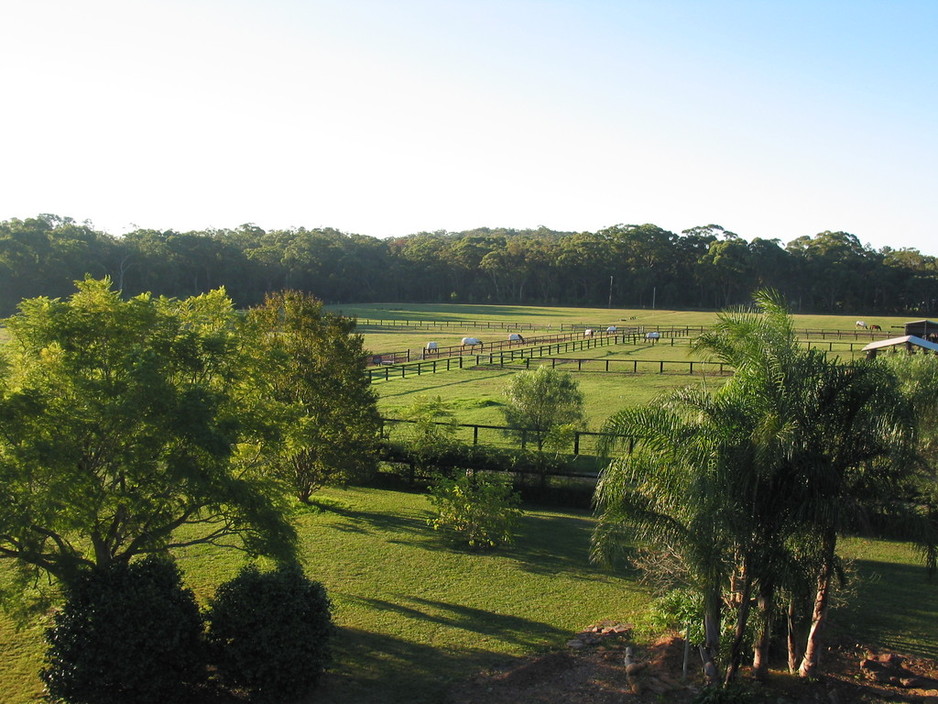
(584, 328), (594, 338)
(856, 320), (868, 329)
(507, 333), (525, 343)
(461, 337), (483, 349)
(645, 331), (661, 343)
(869, 324), (882, 331)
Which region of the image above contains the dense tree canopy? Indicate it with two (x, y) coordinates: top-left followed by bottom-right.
(0, 279), (297, 588)
(3, 214), (938, 315)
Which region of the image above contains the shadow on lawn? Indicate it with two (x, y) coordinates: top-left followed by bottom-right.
(840, 557), (938, 659)
(316, 606), (560, 704)
(319, 501), (432, 543)
(508, 511), (631, 582)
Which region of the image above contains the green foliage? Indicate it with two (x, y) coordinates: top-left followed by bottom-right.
(691, 682), (764, 704)
(246, 290), (381, 503)
(649, 588), (705, 645)
(41, 556), (205, 704)
(502, 365), (585, 451)
(0, 278), (296, 591)
(428, 472), (522, 549)
(205, 564), (334, 703)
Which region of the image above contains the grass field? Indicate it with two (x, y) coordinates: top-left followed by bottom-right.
(3, 488), (936, 704)
(0, 487), (651, 704)
(0, 303), (933, 703)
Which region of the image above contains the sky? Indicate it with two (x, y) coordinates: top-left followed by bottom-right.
(2, 0), (937, 254)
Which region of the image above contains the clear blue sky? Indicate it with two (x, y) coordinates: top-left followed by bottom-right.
(3, 0), (937, 254)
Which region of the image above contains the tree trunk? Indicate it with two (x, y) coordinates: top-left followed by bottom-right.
(724, 562), (753, 684)
(799, 539), (836, 678)
(752, 582), (775, 681)
(787, 596), (805, 673)
(700, 585), (721, 685)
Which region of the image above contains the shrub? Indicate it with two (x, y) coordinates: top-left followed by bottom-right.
(428, 471), (523, 549)
(41, 556), (206, 704)
(205, 564), (334, 702)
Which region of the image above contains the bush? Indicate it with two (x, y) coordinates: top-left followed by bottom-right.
(41, 556), (206, 704)
(428, 471), (523, 549)
(205, 564), (334, 702)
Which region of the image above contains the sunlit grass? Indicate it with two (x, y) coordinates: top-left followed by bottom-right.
(0, 487), (651, 704)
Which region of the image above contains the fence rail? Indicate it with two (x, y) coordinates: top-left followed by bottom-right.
(368, 332), (648, 381)
(381, 417), (634, 462)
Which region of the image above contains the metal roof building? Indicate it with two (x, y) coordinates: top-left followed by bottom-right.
(861, 335), (938, 359)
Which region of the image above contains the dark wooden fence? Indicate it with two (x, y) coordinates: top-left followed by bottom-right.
(381, 417), (634, 464)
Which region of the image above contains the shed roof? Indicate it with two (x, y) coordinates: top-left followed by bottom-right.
(862, 335), (938, 352)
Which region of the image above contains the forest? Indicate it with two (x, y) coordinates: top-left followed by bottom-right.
(2, 214), (937, 315)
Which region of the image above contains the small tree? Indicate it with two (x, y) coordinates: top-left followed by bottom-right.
(428, 471), (522, 550)
(502, 365), (585, 452)
(246, 290), (381, 503)
(205, 564), (334, 703)
(41, 556), (205, 704)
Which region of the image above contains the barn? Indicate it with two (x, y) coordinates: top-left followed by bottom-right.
(904, 320), (938, 339)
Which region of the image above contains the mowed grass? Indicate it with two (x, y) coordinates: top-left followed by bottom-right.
(0, 304), (932, 703)
(335, 302), (915, 335)
(0, 487), (651, 704)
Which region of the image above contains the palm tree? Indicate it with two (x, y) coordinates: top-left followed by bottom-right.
(595, 289), (928, 685)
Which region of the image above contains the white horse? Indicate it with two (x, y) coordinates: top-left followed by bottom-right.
(461, 337), (483, 349)
(606, 325), (617, 333)
(507, 333), (525, 343)
(584, 328), (594, 337)
(645, 331), (661, 343)
(856, 320), (868, 329)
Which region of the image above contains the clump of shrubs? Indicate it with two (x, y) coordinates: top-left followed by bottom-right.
(41, 556), (206, 704)
(428, 471), (523, 549)
(42, 559), (334, 704)
(204, 564), (335, 703)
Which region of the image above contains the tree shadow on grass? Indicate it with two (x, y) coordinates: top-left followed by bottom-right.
(347, 594), (566, 649)
(839, 557), (938, 659)
(315, 601), (564, 704)
(506, 511), (634, 583)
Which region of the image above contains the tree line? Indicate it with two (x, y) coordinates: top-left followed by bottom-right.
(3, 215), (938, 315)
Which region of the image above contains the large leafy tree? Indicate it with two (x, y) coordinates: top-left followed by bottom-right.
(0, 278), (297, 589)
(246, 290), (381, 504)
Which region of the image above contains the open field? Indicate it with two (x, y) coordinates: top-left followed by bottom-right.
(3, 488), (936, 704)
(2, 304), (935, 703)
(332, 302), (916, 335)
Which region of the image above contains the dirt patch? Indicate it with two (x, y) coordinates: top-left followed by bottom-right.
(446, 626), (938, 704)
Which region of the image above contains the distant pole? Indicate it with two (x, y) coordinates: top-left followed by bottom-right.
(652, 286), (656, 310)
(608, 275), (613, 308)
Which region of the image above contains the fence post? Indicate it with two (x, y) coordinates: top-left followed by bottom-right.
(473, 426), (479, 445)
(574, 432), (580, 455)
(659, 361), (664, 374)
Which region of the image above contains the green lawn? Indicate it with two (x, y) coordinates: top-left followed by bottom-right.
(0, 487), (650, 704)
(2, 486), (937, 704)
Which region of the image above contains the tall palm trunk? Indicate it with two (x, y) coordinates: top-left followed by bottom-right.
(700, 584), (722, 685)
(752, 581), (775, 681)
(787, 595), (807, 672)
(799, 535), (836, 678)
(724, 559), (753, 684)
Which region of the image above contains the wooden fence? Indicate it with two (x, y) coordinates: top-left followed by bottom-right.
(381, 417), (634, 463)
(368, 332), (646, 381)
